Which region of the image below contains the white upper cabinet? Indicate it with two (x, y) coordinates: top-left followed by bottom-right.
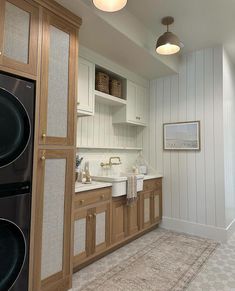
(113, 80), (148, 126)
(77, 57), (95, 116)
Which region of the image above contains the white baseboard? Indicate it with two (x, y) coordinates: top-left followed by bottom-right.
(226, 218), (235, 241)
(160, 217), (231, 243)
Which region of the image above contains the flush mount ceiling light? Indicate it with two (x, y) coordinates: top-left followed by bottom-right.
(93, 0), (127, 12)
(156, 16), (181, 55)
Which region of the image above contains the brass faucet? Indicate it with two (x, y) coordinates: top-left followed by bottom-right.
(100, 157), (122, 168)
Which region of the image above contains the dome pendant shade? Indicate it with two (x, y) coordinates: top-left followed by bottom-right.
(156, 16), (181, 55)
(93, 0), (127, 12)
(156, 32), (181, 55)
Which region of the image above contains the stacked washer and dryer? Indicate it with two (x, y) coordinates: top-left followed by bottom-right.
(0, 72), (35, 291)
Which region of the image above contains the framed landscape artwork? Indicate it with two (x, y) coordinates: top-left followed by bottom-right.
(163, 121), (200, 151)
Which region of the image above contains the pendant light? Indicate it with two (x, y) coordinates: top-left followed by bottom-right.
(156, 17), (181, 55)
(93, 0), (127, 12)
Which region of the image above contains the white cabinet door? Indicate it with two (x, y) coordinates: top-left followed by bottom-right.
(136, 86), (148, 125)
(126, 80), (137, 123)
(77, 57), (94, 116)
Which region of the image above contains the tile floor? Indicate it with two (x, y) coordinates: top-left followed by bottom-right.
(72, 228), (235, 291)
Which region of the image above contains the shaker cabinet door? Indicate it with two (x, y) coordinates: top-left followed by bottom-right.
(35, 149), (74, 290)
(77, 57), (95, 116)
(141, 192), (152, 229)
(152, 190), (162, 224)
(0, 0), (38, 76)
(73, 209), (89, 265)
(94, 202), (111, 254)
(39, 10), (77, 146)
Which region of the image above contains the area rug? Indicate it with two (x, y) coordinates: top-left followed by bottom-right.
(80, 231), (218, 291)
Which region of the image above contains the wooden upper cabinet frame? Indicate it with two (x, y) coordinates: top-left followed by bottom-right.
(0, 0), (39, 76)
(39, 9), (78, 146)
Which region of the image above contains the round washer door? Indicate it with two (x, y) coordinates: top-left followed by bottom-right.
(0, 219), (26, 291)
(0, 87), (31, 168)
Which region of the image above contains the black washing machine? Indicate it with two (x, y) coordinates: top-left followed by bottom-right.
(0, 72), (35, 291)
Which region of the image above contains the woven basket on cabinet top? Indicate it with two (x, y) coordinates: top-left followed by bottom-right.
(110, 79), (122, 98)
(95, 72), (109, 94)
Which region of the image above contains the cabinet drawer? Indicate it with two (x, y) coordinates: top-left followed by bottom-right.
(143, 178), (162, 192)
(74, 187), (111, 209)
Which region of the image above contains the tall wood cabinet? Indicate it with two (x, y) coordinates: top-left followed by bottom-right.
(38, 10), (77, 146)
(0, 0), (39, 77)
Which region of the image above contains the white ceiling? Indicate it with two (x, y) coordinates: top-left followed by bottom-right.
(56, 0), (235, 79)
(126, 0), (235, 61)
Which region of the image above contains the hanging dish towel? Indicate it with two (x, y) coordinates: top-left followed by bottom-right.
(127, 175), (137, 205)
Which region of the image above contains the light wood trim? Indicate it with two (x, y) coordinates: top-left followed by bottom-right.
(94, 202), (111, 254)
(111, 197), (127, 244)
(0, 0), (39, 75)
(39, 9), (77, 146)
(28, 5), (43, 291)
(32, 149), (74, 291)
(73, 208), (88, 266)
(74, 187), (111, 209)
(126, 199), (139, 236)
(33, 0), (82, 28)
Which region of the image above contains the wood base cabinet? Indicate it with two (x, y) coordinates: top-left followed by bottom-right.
(74, 178), (162, 271)
(73, 188), (111, 269)
(140, 179), (162, 230)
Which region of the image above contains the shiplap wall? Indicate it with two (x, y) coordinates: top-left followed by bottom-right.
(77, 102), (143, 149)
(223, 50), (235, 226)
(144, 46), (226, 229)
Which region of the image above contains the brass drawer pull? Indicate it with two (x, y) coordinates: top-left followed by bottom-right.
(41, 155), (46, 161)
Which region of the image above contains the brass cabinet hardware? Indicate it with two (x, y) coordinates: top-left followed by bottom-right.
(80, 199), (85, 205)
(42, 132), (46, 138)
(88, 214), (93, 220)
(93, 213), (96, 217)
(41, 151), (46, 161)
(100, 195), (105, 200)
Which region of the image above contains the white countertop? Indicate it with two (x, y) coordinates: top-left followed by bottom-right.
(144, 174), (163, 180)
(75, 181), (112, 193)
(75, 174), (162, 193)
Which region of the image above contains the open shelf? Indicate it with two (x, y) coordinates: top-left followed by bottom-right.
(95, 90), (127, 106)
(77, 146), (142, 151)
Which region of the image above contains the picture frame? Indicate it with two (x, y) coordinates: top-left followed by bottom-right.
(163, 121), (201, 151)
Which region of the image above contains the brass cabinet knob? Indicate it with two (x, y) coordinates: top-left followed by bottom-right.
(42, 132), (46, 138)
(88, 214), (93, 220)
(100, 194), (105, 200)
(93, 213), (96, 218)
(41, 156), (46, 161)
(80, 199), (85, 205)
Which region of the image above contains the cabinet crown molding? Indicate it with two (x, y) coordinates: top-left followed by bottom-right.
(33, 0), (82, 28)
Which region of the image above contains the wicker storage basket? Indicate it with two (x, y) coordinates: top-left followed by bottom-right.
(110, 79), (122, 98)
(95, 72), (109, 94)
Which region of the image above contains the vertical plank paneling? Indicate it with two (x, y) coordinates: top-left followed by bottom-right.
(149, 80), (156, 169)
(170, 75), (180, 219)
(178, 55), (188, 221)
(186, 53), (197, 222)
(204, 48), (216, 226)
(195, 50), (206, 225)
(213, 47), (225, 227)
(163, 76), (172, 217)
(156, 79), (164, 173)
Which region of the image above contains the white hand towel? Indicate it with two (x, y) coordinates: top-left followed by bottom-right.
(127, 175), (137, 205)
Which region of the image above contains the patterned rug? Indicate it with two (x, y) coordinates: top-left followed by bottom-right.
(77, 231), (218, 291)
